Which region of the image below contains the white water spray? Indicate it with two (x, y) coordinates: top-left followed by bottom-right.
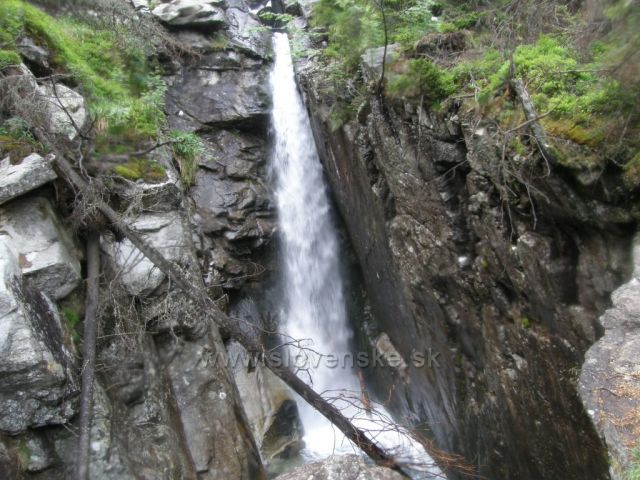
(269, 32), (440, 477)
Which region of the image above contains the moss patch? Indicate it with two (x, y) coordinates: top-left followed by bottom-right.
(114, 158), (167, 183)
(0, 49), (21, 69)
(0, 0), (167, 147)
(623, 153), (640, 189)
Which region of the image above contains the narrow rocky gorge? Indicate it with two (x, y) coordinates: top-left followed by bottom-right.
(292, 13), (639, 480)
(0, 0), (638, 480)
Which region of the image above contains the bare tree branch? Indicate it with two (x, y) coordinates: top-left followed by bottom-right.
(76, 232), (101, 480)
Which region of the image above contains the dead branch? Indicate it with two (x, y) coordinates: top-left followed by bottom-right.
(76, 232), (101, 480)
(511, 78), (557, 165)
(52, 154), (412, 477)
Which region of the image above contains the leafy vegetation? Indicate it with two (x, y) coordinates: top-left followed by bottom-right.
(0, 50), (21, 69)
(0, 0), (165, 141)
(307, 0), (639, 184)
(387, 58), (455, 102)
(169, 130), (203, 186)
(0, 118), (43, 161)
(627, 447), (640, 480)
(0, 0), (203, 186)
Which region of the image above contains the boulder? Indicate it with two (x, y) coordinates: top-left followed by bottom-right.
(102, 211), (188, 297)
(152, 0), (226, 27)
(0, 196), (81, 300)
(228, 340), (304, 461)
(579, 233), (640, 478)
(37, 82), (87, 142)
(166, 66), (270, 128)
(16, 37), (51, 73)
(0, 240), (78, 434)
(274, 455), (404, 480)
(0, 154), (57, 206)
(130, 0), (150, 11)
(156, 332), (264, 479)
(224, 0), (272, 59)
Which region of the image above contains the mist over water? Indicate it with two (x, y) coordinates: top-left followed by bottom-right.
(269, 32), (440, 477)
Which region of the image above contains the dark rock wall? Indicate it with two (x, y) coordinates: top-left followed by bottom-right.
(298, 64), (633, 478)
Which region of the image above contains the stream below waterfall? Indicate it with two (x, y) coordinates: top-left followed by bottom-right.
(269, 32), (442, 479)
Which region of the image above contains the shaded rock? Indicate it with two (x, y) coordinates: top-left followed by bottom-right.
(130, 0), (150, 11)
(166, 66), (270, 128)
(152, 0), (226, 27)
(297, 55), (621, 479)
(579, 234), (640, 479)
(16, 37), (50, 73)
(37, 82), (87, 142)
(102, 211), (188, 297)
(284, 0), (303, 16)
(0, 196), (81, 300)
(225, 0), (272, 58)
(228, 340), (304, 461)
(0, 154), (57, 206)
(274, 455), (404, 480)
(51, 383), (137, 480)
(192, 170), (265, 216)
(199, 129), (266, 177)
(156, 332), (264, 479)
(0, 436), (21, 480)
(22, 431), (57, 472)
(0, 240), (78, 434)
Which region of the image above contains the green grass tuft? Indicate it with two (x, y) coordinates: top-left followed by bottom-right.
(170, 131), (203, 186)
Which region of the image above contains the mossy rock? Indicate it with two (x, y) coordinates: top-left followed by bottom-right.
(623, 152), (640, 189)
(542, 118), (605, 149)
(0, 135), (37, 163)
(113, 158), (167, 183)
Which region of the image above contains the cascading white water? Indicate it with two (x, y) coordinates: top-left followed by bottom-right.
(269, 32), (440, 477)
(269, 31), (356, 454)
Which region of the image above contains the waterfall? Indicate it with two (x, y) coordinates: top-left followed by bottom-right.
(269, 32), (440, 477)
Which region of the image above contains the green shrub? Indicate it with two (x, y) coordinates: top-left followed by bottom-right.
(0, 49), (20, 68)
(387, 58), (455, 104)
(170, 131), (203, 186)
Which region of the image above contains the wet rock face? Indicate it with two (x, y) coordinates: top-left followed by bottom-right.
(167, 67), (270, 128)
(163, 16), (276, 291)
(228, 341), (304, 463)
(274, 455), (404, 480)
(580, 234), (640, 479)
(297, 54), (629, 478)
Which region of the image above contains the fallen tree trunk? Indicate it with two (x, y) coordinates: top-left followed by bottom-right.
(76, 232), (100, 480)
(512, 78), (557, 165)
(53, 156), (412, 478)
